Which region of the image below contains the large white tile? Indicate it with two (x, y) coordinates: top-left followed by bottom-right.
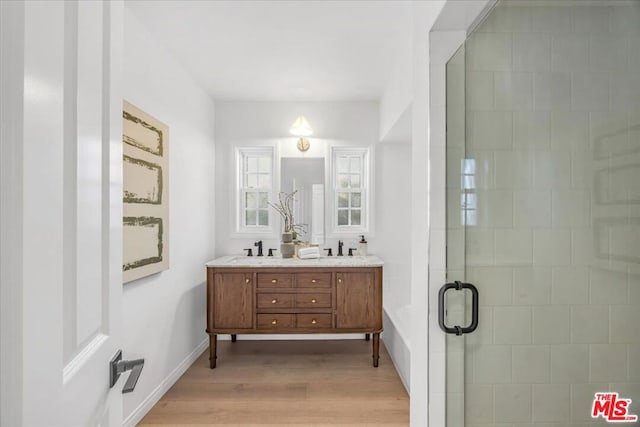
(590, 344), (628, 382)
(513, 266), (552, 306)
(495, 72), (532, 111)
(468, 150), (494, 190)
(465, 384), (494, 423)
(610, 305), (640, 344)
(533, 306), (570, 344)
(551, 190), (591, 228)
(590, 111), (631, 159)
(475, 190), (513, 229)
(467, 71), (494, 111)
(494, 151), (533, 190)
(466, 228), (495, 267)
(611, 71), (640, 112)
(476, 4), (532, 33)
(552, 266), (589, 305)
(513, 33), (550, 72)
(571, 383), (609, 423)
(590, 267), (628, 305)
(495, 229), (533, 266)
(494, 384), (532, 423)
(572, 6), (610, 33)
(467, 267), (513, 306)
(447, 229), (465, 272)
(532, 384), (571, 423)
(550, 111), (589, 152)
(533, 151), (571, 189)
(590, 35), (628, 72)
(513, 190), (551, 229)
(572, 73), (609, 112)
(514, 111), (550, 150)
(469, 111), (513, 150)
(571, 229), (596, 266)
(630, 344), (640, 382)
(533, 229), (571, 266)
(550, 344), (589, 384)
(513, 345), (550, 384)
(468, 32), (512, 71)
(531, 6), (572, 33)
(571, 305), (609, 344)
(551, 34), (588, 72)
(494, 306), (532, 345)
(534, 72), (571, 111)
(611, 5), (640, 35)
(473, 345), (512, 384)
(465, 306), (493, 348)
(571, 150), (594, 190)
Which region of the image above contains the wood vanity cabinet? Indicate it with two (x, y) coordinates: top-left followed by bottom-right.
(206, 266), (382, 368)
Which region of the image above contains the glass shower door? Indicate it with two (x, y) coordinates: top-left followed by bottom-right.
(444, 1), (640, 426)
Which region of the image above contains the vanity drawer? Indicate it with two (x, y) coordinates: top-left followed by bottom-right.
(257, 293), (293, 309)
(257, 314), (294, 329)
(295, 273), (332, 288)
(294, 292), (331, 308)
(257, 273), (293, 288)
(297, 314), (332, 329)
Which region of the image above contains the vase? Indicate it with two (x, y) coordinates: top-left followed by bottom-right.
(281, 232), (294, 258)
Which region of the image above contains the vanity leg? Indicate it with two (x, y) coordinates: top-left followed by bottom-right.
(372, 333), (380, 368)
(209, 334), (217, 369)
(365, 333), (370, 341)
(231, 334), (237, 342)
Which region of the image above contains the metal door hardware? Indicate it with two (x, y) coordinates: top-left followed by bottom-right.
(109, 350), (144, 393)
(438, 281), (479, 335)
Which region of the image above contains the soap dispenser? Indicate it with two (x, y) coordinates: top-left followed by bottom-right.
(358, 235), (368, 257)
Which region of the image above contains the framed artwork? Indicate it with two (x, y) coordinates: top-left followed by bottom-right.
(122, 101), (169, 283)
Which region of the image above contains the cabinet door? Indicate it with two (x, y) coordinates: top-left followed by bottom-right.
(336, 270), (381, 330)
(213, 272), (253, 329)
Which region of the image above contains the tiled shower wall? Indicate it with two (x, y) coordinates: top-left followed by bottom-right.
(446, 2), (640, 426)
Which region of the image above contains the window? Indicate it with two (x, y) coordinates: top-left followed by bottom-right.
(461, 158), (477, 226)
(236, 147), (274, 232)
(331, 147), (369, 233)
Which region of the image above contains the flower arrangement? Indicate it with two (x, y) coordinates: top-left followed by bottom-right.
(269, 191), (306, 236)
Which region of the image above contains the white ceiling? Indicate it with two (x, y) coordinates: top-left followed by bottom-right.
(125, 0), (412, 101)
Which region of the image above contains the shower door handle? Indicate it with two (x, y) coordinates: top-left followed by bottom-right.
(438, 281), (479, 335)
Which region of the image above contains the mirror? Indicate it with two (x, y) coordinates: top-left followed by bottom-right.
(280, 158), (325, 245)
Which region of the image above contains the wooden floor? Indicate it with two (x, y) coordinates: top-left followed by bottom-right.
(139, 339), (409, 426)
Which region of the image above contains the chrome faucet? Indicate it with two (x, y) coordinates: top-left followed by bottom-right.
(338, 240), (344, 256)
(254, 240), (263, 257)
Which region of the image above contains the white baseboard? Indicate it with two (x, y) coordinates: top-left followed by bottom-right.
(123, 339), (208, 427)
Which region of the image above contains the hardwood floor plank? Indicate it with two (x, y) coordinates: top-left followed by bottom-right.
(139, 340), (408, 426)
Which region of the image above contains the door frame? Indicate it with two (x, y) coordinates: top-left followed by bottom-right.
(0, 1), (26, 425)
(426, 1), (495, 426)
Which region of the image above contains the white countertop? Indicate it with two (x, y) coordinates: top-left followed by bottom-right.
(206, 255), (384, 268)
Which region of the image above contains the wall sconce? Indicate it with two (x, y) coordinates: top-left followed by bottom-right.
(290, 115), (313, 152)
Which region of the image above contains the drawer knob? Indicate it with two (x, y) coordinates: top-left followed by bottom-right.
(311, 279), (317, 283)
(338, 279), (342, 283)
(271, 319), (277, 325)
(271, 279), (277, 283)
(271, 299), (277, 304)
(311, 319), (317, 324)
(311, 299), (317, 303)
(245, 278), (250, 284)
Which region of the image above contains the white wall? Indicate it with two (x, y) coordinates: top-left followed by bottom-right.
(370, 142), (412, 390)
(379, 40), (412, 142)
(214, 101), (378, 256)
(122, 8), (216, 425)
